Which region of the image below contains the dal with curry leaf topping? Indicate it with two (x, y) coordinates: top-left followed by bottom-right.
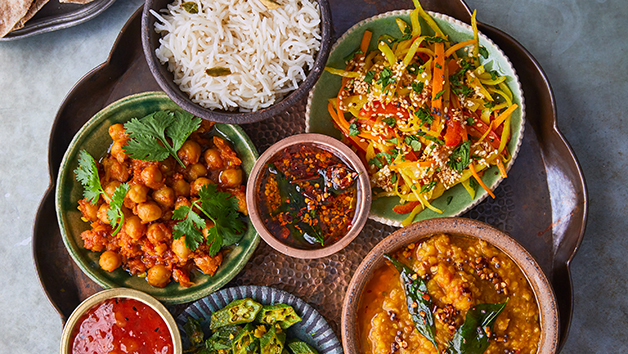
(324, 1), (519, 226)
(74, 111), (247, 288)
(358, 234), (540, 354)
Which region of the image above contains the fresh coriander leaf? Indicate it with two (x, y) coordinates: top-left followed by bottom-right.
(173, 205), (207, 251)
(425, 36), (446, 43)
(124, 110), (200, 168)
(447, 196), (454, 205)
(376, 67), (396, 88)
(344, 48), (364, 63)
(387, 137), (398, 145)
(447, 140), (471, 172)
(349, 123), (360, 137)
(406, 63), (420, 75)
(414, 106), (434, 126)
(168, 111), (202, 152)
(198, 184), (246, 249)
(368, 157), (384, 169)
(412, 81), (424, 94)
(382, 117), (396, 127)
(376, 152), (393, 164)
(411, 184), (417, 190)
(434, 90), (445, 100)
(485, 101), (496, 109)
(466, 116), (475, 125)
(106, 183), (130, 236)
(404, 136), (422, 152)
(478, 45), (489, 59)
(490, 70), (499, 80)
(420, 181), (436, 193)
(417, 132), (445, 145)
(434, 63), (442, 69)
(364, 70), (376, 84)
(393, 33), (412, 43)
(391, 173), (398, 184)
(74, 150), (105, 205)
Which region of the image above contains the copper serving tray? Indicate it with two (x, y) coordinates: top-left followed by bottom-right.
(33, 1), (586, 351)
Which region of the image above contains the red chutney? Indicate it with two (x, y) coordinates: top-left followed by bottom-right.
(256, 143), (358, 249)
(70, 298), (173, 354)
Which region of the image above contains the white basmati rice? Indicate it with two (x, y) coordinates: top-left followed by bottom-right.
(151, 0), (321, 112)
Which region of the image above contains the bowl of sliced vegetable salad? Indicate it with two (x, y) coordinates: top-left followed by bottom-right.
(306, 1), (525, 226)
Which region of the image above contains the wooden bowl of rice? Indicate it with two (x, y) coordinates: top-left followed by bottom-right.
(142, 0), (332, 124)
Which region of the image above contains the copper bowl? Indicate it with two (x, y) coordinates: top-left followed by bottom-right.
(246, 133), (371, 259)
(60, 288), (182, 354)
(141, 0), (332, 124)
(342, 217), (559, 354)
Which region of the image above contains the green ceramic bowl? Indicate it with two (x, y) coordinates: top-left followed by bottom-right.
(306, 11), (525, 227)
(55, 91), (260, 304)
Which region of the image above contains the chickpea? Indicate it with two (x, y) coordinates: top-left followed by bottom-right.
(102, 157), (129, 183)
(97, 204), (111, 224)
(78, 199), (99, 222)
(159, 157), (176, 177)
(123, 215), (146, 240)
(172, 237), (191, 260)
(153, 186), (175, 208)
(172, 179), (190, 197)
(136, 201), (162, 223)
(146, 223), (171, 244)
(141, 164), (164, 190)
(190, 177), (212, 196)
(177, 140), (201, 166)
(219, 168), (243, 188)
(108, 123), (127, 141)
(174, 196), (191, 210)
(147, 264), (171, 288)
(204, 148), (224, 170)
(185, 163), (208, 181)
(126, 184), (149, 204)
(103, 181), (121, 202)
(110, 139), (128, 163)
(99, 251), (121, 272)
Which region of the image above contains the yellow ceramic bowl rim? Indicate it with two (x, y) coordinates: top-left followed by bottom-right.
(60, 288), (182, 354)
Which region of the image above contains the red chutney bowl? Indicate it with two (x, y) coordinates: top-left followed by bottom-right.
(60, 288), (182, 354)
(247, 133), (371, 259)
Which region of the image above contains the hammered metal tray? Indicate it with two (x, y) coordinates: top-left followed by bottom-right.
(33, 1), (587, 351)
(0, 0), (116, 41)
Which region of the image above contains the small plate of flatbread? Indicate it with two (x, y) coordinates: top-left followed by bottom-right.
(0, 0), (115, 40)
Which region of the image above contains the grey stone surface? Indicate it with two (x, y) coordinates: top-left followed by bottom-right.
(0, 0), (625, 353)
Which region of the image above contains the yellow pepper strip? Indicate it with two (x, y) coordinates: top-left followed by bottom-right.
(402, 204), (424, 226)
(402, 36), (426, 68)
(496, 158), (508, 178)
(378, 41), (397, 67)
(413, 0), (444, 37)
(342, 95), (368, 117)
(444, 39), (476, 58)
(466, 71), (493, 101)
(480, 108), (492, 124)
(487, 87), (512, 106)
(431, 41), (445, 133)
(415, 47), (435, 57)
(461, 178), (476, 199)
(498, 82), (513, 102)
(410, 9), (421, 37)
(493, 103), (518, 129)
(399, 170), (443, 213)
(469, 162), (495, 199)
(365, 142), (376, 162)
(390, 159), (434, 171)
(471, 10), (480, 61)
(489, 102), (508, 112)
(396, 18), (408, 34)
(364, 51), (377, 71)
(360, 30), (372, 54)
(324, 67), (362, 78)
(479, 76), (507, 86)
(498, 116), (511, 154)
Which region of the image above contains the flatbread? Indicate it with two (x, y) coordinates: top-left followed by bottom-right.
(59, 0), (95, 4)
(11, 0), (50, 31)
(0, 0), (34, 38)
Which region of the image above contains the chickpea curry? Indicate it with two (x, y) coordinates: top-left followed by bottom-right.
(75, 110), (247, 288)
(256, 143), (359, 249)
(358, 234), (540, 354)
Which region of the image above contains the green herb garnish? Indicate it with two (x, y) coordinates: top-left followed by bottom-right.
(478, 45), (489, 59)
(412, 81), (424, 94)
(447, 140), (471, 172)
(364, 70), (376, 84)
(107, 183), (130, 236)
(172, 184), (245, 253)
(417, 132), (445, 145)
(420, 181), (436, 193)
(206, 67), (232, 77)
(377, 67), (396, 88)
(123, 110), (201, 168)
(182, 2), (199, 13)
(349, 122), (360, 137)
(414, 105), (434, 126)
(434, 89), (445, 100)
(404, 135), (422, 152)
(382, 116), (396, 127)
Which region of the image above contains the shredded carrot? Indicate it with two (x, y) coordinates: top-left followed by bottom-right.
(360, 30), (372, 54)
(431, 41), (445, 133)
(493, 104), (518, 129)
(444, 39), (476, 58)
(469, 163), (495, 199)
(496, 159), (508, 178)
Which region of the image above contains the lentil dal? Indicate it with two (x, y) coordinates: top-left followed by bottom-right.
(357, 233), (540, 354)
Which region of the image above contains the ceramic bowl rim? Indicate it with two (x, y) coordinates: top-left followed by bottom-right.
(246, 133), (372, 259)
(341, 217), (559, 354)
(141, 0), (333, 124)
(59, 288), (182, 354)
